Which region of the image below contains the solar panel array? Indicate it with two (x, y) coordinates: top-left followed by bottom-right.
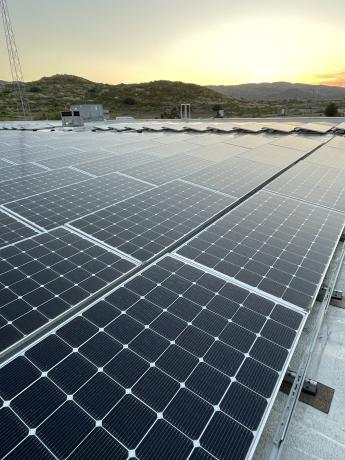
(0, 256), (305, 460)
(0, 163), (46, 183)
(0, 168), (89, 205)
(0, 127), (344, 460)
(69, 180), (232, 262)
(74, 151), (156, 177)
(0, 228), (136, 354)
(35, 149), (115, 170)
(0, 210), (38, 248)
(4, 173), (153, 230)
(176, 190), (344, 310)
(304, 145), (345, 170)
(265, 162), (345, 213)
(123, 154), (213, 186)
(185, 157), (281, 197)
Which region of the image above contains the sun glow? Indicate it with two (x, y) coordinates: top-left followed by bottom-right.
(158, 14), (345, 85)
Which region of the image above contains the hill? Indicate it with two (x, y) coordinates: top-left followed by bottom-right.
(209, 82), (345, 101)
(0, 75), (241, 120)
(1, 75), (342, 120)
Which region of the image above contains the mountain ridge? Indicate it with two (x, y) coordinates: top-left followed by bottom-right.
(1, 74), (343, 120)
(208, 82), (345, 100)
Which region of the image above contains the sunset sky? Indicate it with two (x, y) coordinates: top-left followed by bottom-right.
(1, 0), (345, 86)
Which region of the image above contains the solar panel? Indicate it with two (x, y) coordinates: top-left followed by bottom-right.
(123, 154), (213, 185)
(261, 122), (297, 134)
(271, 134), (325, 152)
(35, 149), (116, 170)
(298, 122), (333, 134)
(265, 162), (345, 213)
(0, 227), (136, 355)
(152, 133), (198, 144)
(187, 143), (248, 162)
(137, 142), (200, 158)
(185, 157), (280, 197)
(327, 135), (345, 148)
(4, 173), (153, 230)
(0, 168), (89, 206)
(233, 123), (265, 133)
(335, 122), (345, 132)
(2, 148), (82, 165)
(223, 134), (274, 149)
(75, 152), (156, 177)
(0, 159), (14, 168)
(160, 123), (187, 132)
(185, 134), (229, 146)
(238, 144), (308, 167)
(0, 210), (38, 248)
(69, 180), (232, 262)
(183, 124), (210, 133)
(107, 139), (160, 154)
(0, 163), (47, 183)
(177, 190), (344, 310)
(207, 122), (237, 133)
(0, 256), (305, 460)
(305, 145), (345, 170)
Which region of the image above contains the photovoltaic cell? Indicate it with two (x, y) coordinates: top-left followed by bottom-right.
(224, 134), (275, 149)
(2, 148), (83, 165)
(36, 149), (116, 170)
(305, 145), (345, 170)
(298, 122), (333, 134)
(4, 173), (153, 230)
(238, 144), (308, 167)
(265, 162), (345, 214)
(0, 227), (136, 354)
(0, 210), (38, 248)
(185, 157), (280, 197)
(76, 151), (156, 177)
(271, 134), (325, 152)
(123, 154), (213, 185)
(187, 143), (248, 162)
(0, 163), (46, 183)
(140, 141), (200, 158)
(177, 190), (344, 310)
(0, 168), (89, 205)
(70, 180), (232, 262)
(0, 256), (305, 460)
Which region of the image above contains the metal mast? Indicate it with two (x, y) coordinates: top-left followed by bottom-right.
(0, 0), (31, 120)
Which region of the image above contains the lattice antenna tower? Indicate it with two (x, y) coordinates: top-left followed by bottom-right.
(0, 0), (31, 120)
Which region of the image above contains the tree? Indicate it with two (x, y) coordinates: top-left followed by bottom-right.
(324, 102), (338, 117)
(122, 96), (137, 105)
(28, 86), (41, 93)
(212, 104), (224, 118)
(212, 104), (223, 113)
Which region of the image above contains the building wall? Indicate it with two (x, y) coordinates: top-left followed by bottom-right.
(70, 104), (105, 121)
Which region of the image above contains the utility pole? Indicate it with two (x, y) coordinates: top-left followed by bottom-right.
(0, 0), (31, 120)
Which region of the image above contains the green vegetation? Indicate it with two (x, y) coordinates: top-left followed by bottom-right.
(1, 74), (344, 120)
(324, 102), (339, 117)
(0, 75), (235, 120)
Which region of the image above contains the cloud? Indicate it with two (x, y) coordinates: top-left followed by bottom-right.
(314, 70), (345, 87)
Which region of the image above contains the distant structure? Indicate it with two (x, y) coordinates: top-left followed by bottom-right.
(70, 104), (108, 122)
(61, 110), (84, 127)
(181, 103), (191, 121)
(0, 0), (31, 120)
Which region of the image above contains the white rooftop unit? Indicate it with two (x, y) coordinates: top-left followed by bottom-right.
(61, 110), (84, 127)
(70, 104), (105, 122)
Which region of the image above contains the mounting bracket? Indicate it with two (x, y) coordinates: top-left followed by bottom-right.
(283, 370), (318, 396)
